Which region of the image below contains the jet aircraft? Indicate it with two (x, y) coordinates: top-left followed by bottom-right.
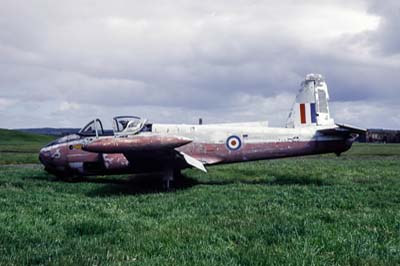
(39, 74), (365, 188)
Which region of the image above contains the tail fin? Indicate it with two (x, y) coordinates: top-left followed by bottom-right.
(286, 74), (335, 128)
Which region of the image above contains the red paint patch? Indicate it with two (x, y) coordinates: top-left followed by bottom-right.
(300, 103), (306, 124)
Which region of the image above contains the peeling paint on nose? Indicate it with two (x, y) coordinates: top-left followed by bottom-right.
(51, 149), (61, 159)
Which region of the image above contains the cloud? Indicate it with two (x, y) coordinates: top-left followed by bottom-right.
(59, 101), (80, 112)
(0, 98), (17, 110)
(331, 100), (400, 130)
(0, 0), (399, 129)
(364, 0), (400, 55)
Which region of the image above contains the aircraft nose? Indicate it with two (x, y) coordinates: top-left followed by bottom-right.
(38, 148), (50, 166)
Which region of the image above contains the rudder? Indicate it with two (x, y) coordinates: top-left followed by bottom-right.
(286, 74), (335, 128)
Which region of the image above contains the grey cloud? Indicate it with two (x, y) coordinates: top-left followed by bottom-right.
(366, 0), (400, 55)
(0, 0), (399, 128)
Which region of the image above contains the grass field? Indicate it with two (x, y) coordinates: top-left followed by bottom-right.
(0, 130), (399, 265)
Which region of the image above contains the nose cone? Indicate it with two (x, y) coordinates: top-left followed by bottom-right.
(38, 148), (51, 167)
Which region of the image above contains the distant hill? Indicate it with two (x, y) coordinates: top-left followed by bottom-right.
(0, 129), (55, 164)
(0, 128), (54, 145)
(16, 128), (80, 137)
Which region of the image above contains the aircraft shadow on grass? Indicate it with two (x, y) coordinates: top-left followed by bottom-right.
(39, 171), (328, 197)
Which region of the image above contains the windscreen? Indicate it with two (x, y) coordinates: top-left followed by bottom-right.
(79, 119), (104, 136)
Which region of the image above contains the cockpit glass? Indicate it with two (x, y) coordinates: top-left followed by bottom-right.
(79, 119), (104, 136)
(77, 117), (148, 137)
(113, 116), (142, 133)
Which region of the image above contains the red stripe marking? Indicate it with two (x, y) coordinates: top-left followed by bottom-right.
(300, 103), (306, 124)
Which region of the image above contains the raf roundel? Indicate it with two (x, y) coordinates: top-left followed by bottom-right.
(226, 135), (242, 151)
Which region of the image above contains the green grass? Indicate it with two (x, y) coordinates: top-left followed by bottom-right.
(0, 130), (399, 265)
(0, 129), (54, 164)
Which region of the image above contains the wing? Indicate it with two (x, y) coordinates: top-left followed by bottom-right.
(82, 134), (208, 172)
(318, 123), (366, 136)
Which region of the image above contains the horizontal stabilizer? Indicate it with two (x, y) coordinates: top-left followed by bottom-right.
(179, 152), (207, 173)
(83, 135), (192, 153)
(318, 124), (366, 136)
(335, 124), (366, 134)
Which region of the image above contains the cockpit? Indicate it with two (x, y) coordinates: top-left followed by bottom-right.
(78, 116), (151, 138)
(113, 116), (149, 136)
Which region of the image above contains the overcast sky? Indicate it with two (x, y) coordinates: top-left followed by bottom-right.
(0, 0), (399, 129)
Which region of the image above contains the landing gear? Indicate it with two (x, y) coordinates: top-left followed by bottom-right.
(162, 168), (182, 190)
(162, 169), (174, 190)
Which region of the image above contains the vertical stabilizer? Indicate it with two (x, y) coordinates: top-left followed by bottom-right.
(286, 74), (334, 128)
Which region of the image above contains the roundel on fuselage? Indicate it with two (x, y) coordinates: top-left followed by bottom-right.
(226, 135), (242, 151)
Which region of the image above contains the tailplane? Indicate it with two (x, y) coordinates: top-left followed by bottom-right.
(286, 74), (335, 128)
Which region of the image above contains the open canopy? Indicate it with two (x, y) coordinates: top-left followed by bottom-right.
(78, 116), (149, 137)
